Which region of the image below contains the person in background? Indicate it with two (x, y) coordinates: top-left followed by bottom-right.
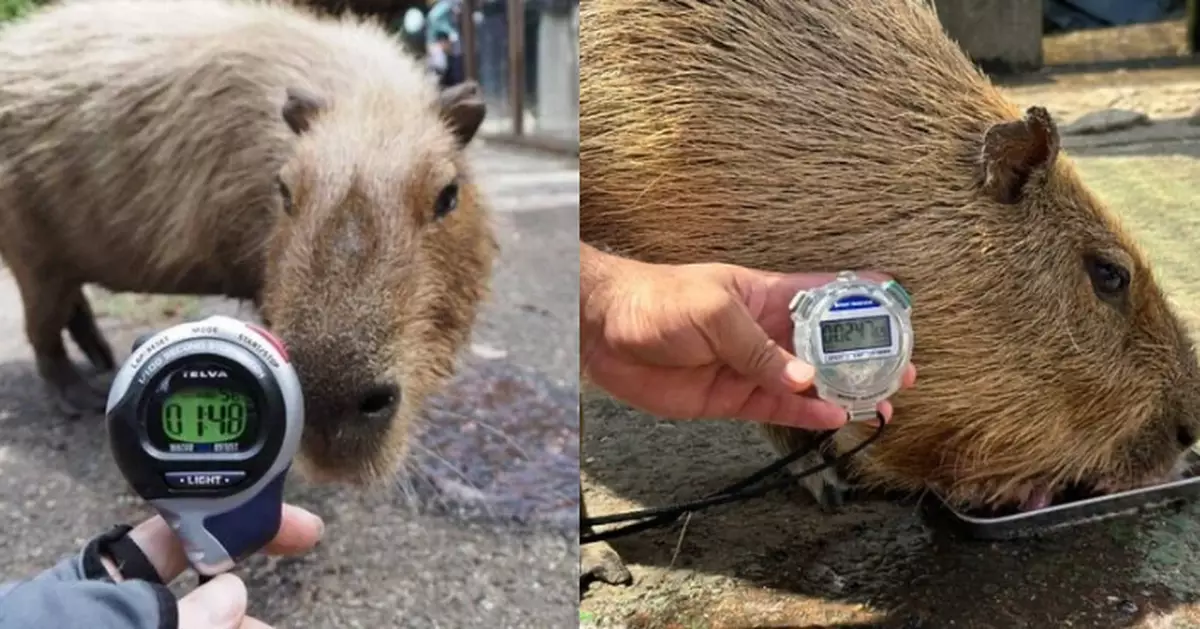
(390, 6), (427, 59)
(426, 0), (464, 88)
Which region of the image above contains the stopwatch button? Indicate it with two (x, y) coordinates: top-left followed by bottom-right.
(883, 280), (911, 309)
(164, 471), (247, 490)
(788, 290), (809, 314)
(246, 323), (290, 363)
(130, 333), (155, 353)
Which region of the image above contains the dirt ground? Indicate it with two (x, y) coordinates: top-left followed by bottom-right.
(1041, 18), (1194, 67)
(579, 61), (1200, 629)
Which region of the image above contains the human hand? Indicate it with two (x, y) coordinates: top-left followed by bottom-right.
(101, 504), (324, 629)
(581, 250), (917, 429)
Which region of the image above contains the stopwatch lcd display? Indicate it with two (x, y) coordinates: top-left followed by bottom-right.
(819, 315), (892, 354)
(148, 388), (261, 454)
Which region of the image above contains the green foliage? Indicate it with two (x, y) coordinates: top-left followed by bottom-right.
(0, 0), (37, 22)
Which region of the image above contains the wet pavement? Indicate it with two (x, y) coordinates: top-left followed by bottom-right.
(0, 141), (580, 628)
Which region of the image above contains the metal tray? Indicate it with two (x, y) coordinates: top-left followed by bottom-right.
(923, 450), (1200, 540)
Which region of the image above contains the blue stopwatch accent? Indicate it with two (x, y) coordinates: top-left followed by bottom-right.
(829, 296), (882, 312)
(202, 468), (289, 563)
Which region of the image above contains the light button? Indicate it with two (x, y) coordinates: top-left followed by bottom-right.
(164, 471), (246, 490)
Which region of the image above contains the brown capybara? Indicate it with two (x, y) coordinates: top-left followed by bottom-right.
(0, 0), (497, 484)
(579, 0), (1200, 541)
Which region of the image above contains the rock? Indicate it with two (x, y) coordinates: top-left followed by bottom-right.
(1061, 108), (1151, 136)
(802, 562), (847, 594)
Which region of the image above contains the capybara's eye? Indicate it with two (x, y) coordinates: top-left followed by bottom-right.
(434, 182), (459, 220)
(277, 176), (294, 216)
(1085, 255), (1130, 299)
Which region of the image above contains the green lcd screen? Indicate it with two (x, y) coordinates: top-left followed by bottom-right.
(160, 388), (251, 445)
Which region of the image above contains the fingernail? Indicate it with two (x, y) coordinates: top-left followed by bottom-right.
(783, 360), (814, 389)
(292, 506), (325, 538)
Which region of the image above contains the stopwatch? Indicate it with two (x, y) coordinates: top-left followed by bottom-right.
(105, 315), (303, 578)
(789, 271), (914, 422)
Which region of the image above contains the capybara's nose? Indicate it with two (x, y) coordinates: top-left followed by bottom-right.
(1177, 423), (1199, 450)
(357, 382), (400, 422)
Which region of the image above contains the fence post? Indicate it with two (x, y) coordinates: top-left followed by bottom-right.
(1188, 0), (1199, 55)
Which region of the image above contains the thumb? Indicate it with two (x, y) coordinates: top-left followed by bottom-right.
(709, 298), (817, 395)
(178, 574), (249, 629)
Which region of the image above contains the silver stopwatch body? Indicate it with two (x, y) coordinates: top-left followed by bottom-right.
(789, 271), (914, 422)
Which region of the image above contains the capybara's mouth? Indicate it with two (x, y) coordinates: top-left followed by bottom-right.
(959, 483), (1104, 518)
(298, 421), (404, 485)
(967, 474), (1188, 517)
(1018, 483), (1105, 513)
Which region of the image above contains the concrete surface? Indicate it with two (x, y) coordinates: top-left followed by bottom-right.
(932, 0), (1044, 72)
(998, 64), (1200, 126)
(580, 69), (1200, 629)
(0, 142), (581, 628)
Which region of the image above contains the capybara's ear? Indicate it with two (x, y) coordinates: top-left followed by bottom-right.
(979, 106), (1060, 205)
(282, 87), (327, 135)
(439, 80), (486, 147)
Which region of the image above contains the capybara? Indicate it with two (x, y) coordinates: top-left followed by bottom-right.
(579, 0), (1200, 550)
(0, 0), (497, 483)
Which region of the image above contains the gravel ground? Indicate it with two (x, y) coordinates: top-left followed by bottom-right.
(0, 141), (581, 629)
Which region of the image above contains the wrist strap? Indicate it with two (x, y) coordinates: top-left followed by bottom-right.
(87, 524), (165, 585)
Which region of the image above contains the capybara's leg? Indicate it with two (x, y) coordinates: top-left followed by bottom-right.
(759, 423), (850, 510)
(581, 543), (633, 589)
(66, 288), (115, 373)
(580, 490), (633, 589)
(13, 269), (107, 418)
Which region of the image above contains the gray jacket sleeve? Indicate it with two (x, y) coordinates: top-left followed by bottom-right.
(0, 527), (177, 629)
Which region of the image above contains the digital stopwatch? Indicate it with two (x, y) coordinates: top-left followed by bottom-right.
(105, 315), (303, 578)
(789, 271), (914, 422)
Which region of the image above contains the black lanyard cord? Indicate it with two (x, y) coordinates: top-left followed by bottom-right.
(580, 413), (886, 545)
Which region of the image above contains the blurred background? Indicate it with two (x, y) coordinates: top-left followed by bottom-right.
(0, 0), (581, 156)
(384, 0), (580, 155)
(929, 0), (1198, 73)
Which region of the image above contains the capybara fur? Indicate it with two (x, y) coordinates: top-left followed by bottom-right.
(0, 0), (497, 484)
(579, 0), (1200, 515)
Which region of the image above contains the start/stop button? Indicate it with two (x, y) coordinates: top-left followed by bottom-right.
(246, 323), (289, 363)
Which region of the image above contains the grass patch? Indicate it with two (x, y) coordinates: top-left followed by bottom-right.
(0, 0), (38, 22)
